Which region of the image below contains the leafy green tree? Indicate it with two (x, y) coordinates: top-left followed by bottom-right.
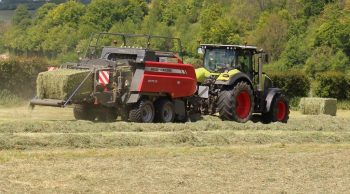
(199, 4), (221, 40)
(140, 0), (163, 35)
(251, 10), (291, 60)
(33, 3), (57, 25)
(314, 14), (350, 56)
(81, 0), (119, 31)
(12, 4), (31, 28)
(41, 24), (80, 55)
(278, 36), (310, 69)
(301, 0), (334, 17)
(1, 0), (349, 69)
(43, 1), (86, 28)
(305, 46), (349, 77)
(184, 0), (203, 23)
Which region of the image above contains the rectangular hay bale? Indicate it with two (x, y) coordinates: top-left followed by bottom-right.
(299, 97), (337, 116)
(36, 69), (93, 101)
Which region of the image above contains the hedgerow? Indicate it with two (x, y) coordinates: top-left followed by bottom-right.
(314, 71), (350, 99)
(267, 70), (311, 98)
(0, 57), (48, 98)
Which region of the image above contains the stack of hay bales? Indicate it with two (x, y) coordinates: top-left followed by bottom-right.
(36, 69), (93, 101)
(299, 97), (337, 116)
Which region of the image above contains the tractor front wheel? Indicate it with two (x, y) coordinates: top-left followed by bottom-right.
(217, 81), (254, 123)
(262, 94), (289, 123)
(129, 100), (155, 123)
(73, 104), (96, 121)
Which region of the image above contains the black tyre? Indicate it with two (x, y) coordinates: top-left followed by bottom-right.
(174, 114), (188, 123)
(155, 99), (175, 123)
(217, 81), (254, 123)
(96, 107), (118, 122)
(73, 104), (95, 121)
(120, 110), (129, 122)
(129, 100), (155, 123)
(262, 94), (289, 123)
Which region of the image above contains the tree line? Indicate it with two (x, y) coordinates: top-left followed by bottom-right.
(0, 0), (89, 10)
(0, 0), (349, 76)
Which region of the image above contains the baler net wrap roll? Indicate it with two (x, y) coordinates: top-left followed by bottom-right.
(36, 69), (93, 101)
(299, 97), (337, 116)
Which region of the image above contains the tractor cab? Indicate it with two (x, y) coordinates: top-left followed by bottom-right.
(198, 44), (259, 78)
(196, 44), (271, 92)
(195, 43), (289, 124)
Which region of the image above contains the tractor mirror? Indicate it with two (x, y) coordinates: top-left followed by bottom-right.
(197, 47), (204, 54)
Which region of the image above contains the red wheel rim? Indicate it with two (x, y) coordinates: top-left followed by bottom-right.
(235, 91), (251, 119)
(277, 100), (286, 121)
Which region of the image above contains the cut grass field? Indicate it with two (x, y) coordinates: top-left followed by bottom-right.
(1, 145), (350, 193)
(0, 105), (349, 193)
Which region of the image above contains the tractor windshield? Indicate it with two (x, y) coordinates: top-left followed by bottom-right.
(204, 48), (235, 72)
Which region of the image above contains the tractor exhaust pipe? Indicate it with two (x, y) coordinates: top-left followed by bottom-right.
(258, 51), (263, 92)
(258, 50), (268, 92)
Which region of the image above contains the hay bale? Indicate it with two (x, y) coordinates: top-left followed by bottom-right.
(299, 97), (337, 116)
(37, 69), (93, 101)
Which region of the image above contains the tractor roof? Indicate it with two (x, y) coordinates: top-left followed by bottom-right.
(200, 44), (259, 52)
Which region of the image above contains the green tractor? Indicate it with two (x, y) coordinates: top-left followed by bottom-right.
(195, 44), (289, 123)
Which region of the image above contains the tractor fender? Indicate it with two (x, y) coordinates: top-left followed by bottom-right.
(265, 88), (282, 112)
(215, 72), (253, 89)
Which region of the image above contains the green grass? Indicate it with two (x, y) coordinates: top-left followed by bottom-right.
(337, 100), (350, 110)
(0, 90), (26, 107)
(289, 97), (301, 110)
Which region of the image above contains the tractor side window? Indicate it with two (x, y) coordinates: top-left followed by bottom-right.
(237, 51), (252, 74)
(204, 49), (235, 72)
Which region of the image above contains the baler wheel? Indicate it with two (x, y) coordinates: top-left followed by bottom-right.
(155, 99), (175, 123)
(129, 100), (155, 123)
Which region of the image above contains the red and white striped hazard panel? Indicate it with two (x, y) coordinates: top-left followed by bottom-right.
(47, 67), (59, 71)
(99, 71), (110, 85)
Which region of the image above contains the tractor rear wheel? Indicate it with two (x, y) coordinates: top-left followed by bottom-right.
(155, 99), (175, 123)
(262, 94), (289, 123)
(96, 107), (118, 122)
(73, 104), (95, 121)
(129, 100), (155, 123)
(217, 81), (254, 123)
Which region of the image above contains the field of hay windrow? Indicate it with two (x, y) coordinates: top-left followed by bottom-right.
(0, 105), (349, 193)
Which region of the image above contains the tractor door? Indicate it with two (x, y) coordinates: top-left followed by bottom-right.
(236, 50), (254, 79)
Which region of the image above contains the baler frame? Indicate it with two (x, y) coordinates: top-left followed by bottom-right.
(84, 32), (184, 61)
